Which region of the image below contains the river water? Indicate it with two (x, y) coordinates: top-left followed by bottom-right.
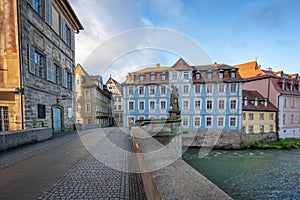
(183, 148), (300, 200)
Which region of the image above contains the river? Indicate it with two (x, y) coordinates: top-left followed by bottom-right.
(183, 148), (300, 200)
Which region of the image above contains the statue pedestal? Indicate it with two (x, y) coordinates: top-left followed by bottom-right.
(169, 109), (181, 120)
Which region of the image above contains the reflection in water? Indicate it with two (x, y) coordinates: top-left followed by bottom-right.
(183, 149), (300, 200)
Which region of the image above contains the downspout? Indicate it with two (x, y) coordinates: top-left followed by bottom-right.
(17, 0), (24, 129)
(267, 77), (271, 99)
(276, 94), (282, 140)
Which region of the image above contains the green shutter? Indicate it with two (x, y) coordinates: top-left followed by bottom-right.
(60, 16), (66, 42)
(46, 57), (54, 82)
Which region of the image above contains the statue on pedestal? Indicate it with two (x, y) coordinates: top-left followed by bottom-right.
(169, 84), (181, 119)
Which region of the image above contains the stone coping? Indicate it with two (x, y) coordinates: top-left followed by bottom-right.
(131, 127), (232, 200)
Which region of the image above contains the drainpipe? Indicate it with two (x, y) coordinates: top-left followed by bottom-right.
(276, 94), (282, 140)
(17, 0), (24, 129)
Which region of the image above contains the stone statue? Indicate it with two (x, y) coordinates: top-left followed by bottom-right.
(170, 84), (179, 110)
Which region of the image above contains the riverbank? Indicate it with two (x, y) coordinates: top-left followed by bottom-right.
(250, 138), (300, 149)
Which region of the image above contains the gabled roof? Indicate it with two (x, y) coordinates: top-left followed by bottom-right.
(105, 77), (123, 95)
(242, 90), (278, 112)
(171, 58), (193, 71)
(132, 65), (170, 74)
(234, 61), (268, 79)
(75, 63), (89, 76)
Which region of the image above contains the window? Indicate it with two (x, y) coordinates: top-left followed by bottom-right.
(52, 7), (60, 33)
(269, 113), (274, 120)
(87, 119), (92, 124)
(219, 71), (224, 79)
(32, 0), (42, 16)
(161, 101), (166, 110)
(150, 86), (155, 95)
(195, 85), (201, 94)
(139, 86), (144, 95)
(182, 117), (189, 127)
(183, 100), (189, 110)
(129, 87), (134, 95)
(242, 113), (246, 120)
(139, 101), (144, 110)
(230, 100), (237, 109)
(183, 85), (189, 94)
(183, 72), (189, 79)
(65, 25), (71, 47)
(249, 126), (253, 134)
(172, 72), (177, 80)
(76, 79), (80, 85)
(219, 84), (225, 93)
(219, 100), (225, 110)
(207, 72), (213, 79)
(118, 105), (122, 110)
(129, 102), (134, 110)
(195, 100), (201, 110)
(85, 90), (90, 99)
(218, 117), (224, 127)
(139, 75), (144, 82)
(194, 117), (201, 127)
(284, 99), (287, 108)
(206, 100), (213, 110)
(195, 73), (200, 80)
(230, 71), (236, 78)
(259, 113), (264, 120)
(249, 113), (254, 120)
(161, 86), (166, 95)
(64, 70), (72, 90)
(292, 99), (296, 108)
(150, 101), (155, 110)
(230, 117), (237, 127)
(282, 81), (286, 90)
(242, 126), (245, 134)
(33, 51), (45, 78)
(269, 125), (274, 132)
(0, 107), (9, 132)
(206, 117), (212, 127)
(139, 116), (144, 120)
(291, 114), (295, 124)
(207, 84), (213, 93)
(260, 125), (264, 133)
(290, 84), (294, 91)
(230, 84), (237, 93)
(283, 114), (286, 124)
(86, 103), (91, 112)
(150, 74), (155, 81)
(54, 64), (61, 84)
(161, 74), (166, 81)
(37, 104), (46, 119)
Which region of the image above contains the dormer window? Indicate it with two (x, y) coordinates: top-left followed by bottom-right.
(207, 71), (213, 79)
(129, 74), (134, 81)
(219, 70), (224, 79)
(282, 80), (286, 90)
(195, 72), (200, 80)
(230, 70), (236, 78)
(290, 83), (294, 91)
(140, 75), (144, 82)
(150, 74), (155, 81)
(161, 74), (166, 81)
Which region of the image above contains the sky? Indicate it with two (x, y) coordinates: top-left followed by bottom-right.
(69, 0), (300, 83)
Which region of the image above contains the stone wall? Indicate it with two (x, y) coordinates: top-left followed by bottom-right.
(240, 132), (278, 147)
(0, 128), (52, 151)
(131, 127), (233, 200)
(182, 130), (241, 149)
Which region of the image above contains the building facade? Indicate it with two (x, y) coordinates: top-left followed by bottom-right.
(242, 90), (278, 135)
(106, 77), (123, 127)
(123, 58), (243, 134)
(75, 64), (113, 127)
(235, 61), (300, 138)
(0, 0), (83, 132)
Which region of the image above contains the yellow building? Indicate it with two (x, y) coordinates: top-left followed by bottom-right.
(242, 90), (278, 135)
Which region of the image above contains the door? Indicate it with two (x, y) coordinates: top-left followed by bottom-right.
(53, 107), (61, 132)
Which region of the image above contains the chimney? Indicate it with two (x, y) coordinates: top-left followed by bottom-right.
(156, 63), (160, 68)
(264, 98), (268, 106)
(254, 98), (258, 106)
(266, 67), (273, 71)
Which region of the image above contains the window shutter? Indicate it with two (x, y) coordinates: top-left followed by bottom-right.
(72, 73), (75, 91)
(45, 0), (52, 26)
(60, 16), (66, 42)
(62, 68), (66, 87)
(70, 31), (75, 51)
(46, 57), (54, 82)
(28, 44), (35, 74)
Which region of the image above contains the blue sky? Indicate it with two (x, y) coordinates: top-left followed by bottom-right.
(70, 0), (300, 82)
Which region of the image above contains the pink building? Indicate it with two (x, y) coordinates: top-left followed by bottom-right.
(235, 61), (300, 138)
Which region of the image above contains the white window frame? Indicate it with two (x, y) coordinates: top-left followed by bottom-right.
(182, 116), (189, 127)
(149, 86), (156, 95)
(217, 116), (225, 128)
(195, 84), (201, 94)
(182, 99), (190, 111)
(160, 85), (166, 95)
(160, 100), (166, 110)
(229, 116), (237, 128)
(205, 116), (213, 128)
(128, 86), (134, 95)
(206, 84), (213, 94)
(194, 116), (201, 127)
(128, 101), (134, 111)
(149, 100), (155, 111)
(138, 101), (145, 111)
(194, 99), (201, 111)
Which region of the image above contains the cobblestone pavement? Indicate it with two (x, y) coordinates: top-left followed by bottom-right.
(0, 131), (77, 169)
(39, 127), (146, 200)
